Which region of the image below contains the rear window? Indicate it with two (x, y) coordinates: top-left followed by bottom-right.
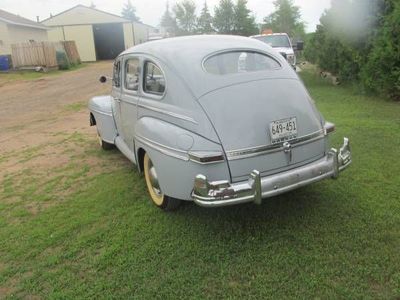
(203, 51), (280, 75)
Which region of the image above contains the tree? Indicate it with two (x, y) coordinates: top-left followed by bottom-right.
(361, 0), (400, 100)
(198, 1), (213, 34)
(233, 0), (258, 36)
(213, 0), (235, 34)
(173, 0), (197, 35)
(303, 0), (400, 100)
(263, 0), (305, 38)
(121, 0), (140, 22)
(160, 1), (178, 36)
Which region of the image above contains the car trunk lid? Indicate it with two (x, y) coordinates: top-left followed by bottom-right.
(198, 78), (326, 181)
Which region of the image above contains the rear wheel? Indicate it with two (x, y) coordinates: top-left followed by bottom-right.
(143, 153), (181, 211)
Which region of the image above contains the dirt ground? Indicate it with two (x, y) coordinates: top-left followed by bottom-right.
(0, 62), (133, 296)
(0, 61), (125, 190)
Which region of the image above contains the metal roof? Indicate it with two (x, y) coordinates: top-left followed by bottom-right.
(41, 5), (154, 28)
(0, 9), (47, 30)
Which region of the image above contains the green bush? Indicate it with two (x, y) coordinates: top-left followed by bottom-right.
(361, 2), (400, 100)
(304, 0), (399, 100)
(56, 51), (71, 70)
(303, 33), (317, 64)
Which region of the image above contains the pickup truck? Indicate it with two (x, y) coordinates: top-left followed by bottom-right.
(250, 33), (303, 69)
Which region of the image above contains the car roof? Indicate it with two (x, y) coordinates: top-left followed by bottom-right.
(120, 35), (296, 98)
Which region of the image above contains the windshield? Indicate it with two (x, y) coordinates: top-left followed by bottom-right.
(254, 35), (291, 48)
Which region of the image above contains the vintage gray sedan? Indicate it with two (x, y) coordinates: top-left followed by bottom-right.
(88, 35), (351, 211)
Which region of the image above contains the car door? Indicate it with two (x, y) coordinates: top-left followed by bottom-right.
(111, 58), (123, 136)
(119, 55), (141, 150)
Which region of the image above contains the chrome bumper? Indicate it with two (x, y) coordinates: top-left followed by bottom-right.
(192, 137), (351, 207)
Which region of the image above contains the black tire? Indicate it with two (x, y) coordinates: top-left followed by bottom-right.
(97, 131), (114, 150)
(101, 140), (114, 150)
(160, 196), (181, 211)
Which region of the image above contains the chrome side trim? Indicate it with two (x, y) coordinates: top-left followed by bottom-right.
(90, 108), (113, 117)
(138, 103), (198, 125)
(135, 134), (189, 161)
(226, 129), (325, 161)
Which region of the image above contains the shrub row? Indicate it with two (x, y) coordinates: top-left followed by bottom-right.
(304, 0), (399, 100)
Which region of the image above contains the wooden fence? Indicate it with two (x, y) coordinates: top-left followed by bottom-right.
(11, 41), (80, 69)
(61, 41), (80, 65)
(11, 42), (57, 68)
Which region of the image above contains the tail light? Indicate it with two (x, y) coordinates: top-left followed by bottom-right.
(324, 122), (335, 134)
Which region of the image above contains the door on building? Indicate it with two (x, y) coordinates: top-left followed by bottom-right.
(93, 23), (125, 60)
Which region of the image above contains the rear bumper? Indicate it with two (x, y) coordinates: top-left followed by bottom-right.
(192, 137), (351, 207)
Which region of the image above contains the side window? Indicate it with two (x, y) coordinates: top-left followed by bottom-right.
(113, 60), (121, 87)
(143, 61), (165, 95)
(125, 58), (140, 91)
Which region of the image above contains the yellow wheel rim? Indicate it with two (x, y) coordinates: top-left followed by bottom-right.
(143, 153), (164, 206)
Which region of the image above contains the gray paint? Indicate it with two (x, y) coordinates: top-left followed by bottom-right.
(88, 35), (344, 202)
(88, 95), (117, 144)
(120, 35), (297, 99)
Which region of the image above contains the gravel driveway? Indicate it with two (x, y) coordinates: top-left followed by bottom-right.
(0, 61), (120, 180)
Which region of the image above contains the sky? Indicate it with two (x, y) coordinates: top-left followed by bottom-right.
(0, 0), (331, 32)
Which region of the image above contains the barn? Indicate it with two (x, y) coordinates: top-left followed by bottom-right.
(42, 5), (155, 62)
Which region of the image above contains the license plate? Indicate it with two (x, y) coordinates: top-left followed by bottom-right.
(269, 117), (297, 144)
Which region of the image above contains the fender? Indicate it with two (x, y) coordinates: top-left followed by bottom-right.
(134, 117), (230, 200)
(88, 95), (117, 144)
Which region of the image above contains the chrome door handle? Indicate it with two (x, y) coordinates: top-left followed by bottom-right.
(115, 98), (121, 103)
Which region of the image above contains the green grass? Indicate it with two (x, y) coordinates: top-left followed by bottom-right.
(63, 102), (87, 112)
(0, 63), (87, 82)
(1, 70), (400, 298)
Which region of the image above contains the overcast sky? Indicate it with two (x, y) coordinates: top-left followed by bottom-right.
(0, 0), (331, 32)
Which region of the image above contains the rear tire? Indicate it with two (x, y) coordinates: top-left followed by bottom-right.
(143, 152), (181, 211)
(161, 196), (181, 211)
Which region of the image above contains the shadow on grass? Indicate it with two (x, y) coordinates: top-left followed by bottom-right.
(174, 181), (354, 231)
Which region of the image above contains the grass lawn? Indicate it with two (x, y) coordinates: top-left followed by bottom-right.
(0, 63), (87, 83)
(1, 70), (399, 298)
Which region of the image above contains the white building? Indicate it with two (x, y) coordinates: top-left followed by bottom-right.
(42, 5), (155, 62)
(0, 9), (48, 55)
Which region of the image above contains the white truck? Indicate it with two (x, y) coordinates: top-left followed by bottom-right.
(250, 33), (303, 69)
